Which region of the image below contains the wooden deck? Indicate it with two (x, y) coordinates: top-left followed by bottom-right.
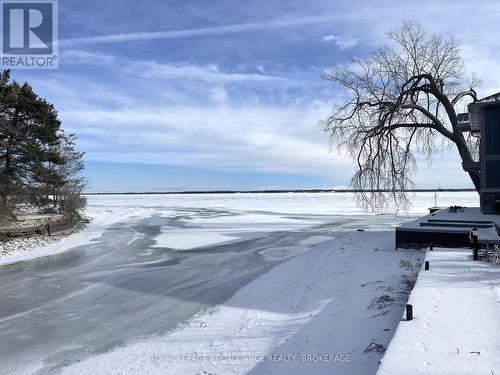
(396, 207), (500, 249)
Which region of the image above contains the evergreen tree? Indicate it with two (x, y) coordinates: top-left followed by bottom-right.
(40, 133), (86, 212)
(0, 69), (85, 217)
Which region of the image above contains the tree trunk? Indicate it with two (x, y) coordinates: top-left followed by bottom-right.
(453, 135), (481, 193)
(2, 108), (20, 211)
(467, 171), (481, 192)
(428, 84), (481, 194)
(2, 133), (14, 210)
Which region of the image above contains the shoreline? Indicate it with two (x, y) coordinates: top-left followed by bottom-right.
(0, 226), (84, 261)
(83, 188), (477, 195)
(0, 206), (153, 266)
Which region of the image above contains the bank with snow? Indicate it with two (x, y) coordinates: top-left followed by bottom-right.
(378, 247), (500, 375)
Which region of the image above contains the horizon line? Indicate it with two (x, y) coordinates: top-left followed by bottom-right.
(83, 188), (477, 195)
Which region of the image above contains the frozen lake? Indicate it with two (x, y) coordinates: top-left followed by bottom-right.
(0, 192), (478, 374)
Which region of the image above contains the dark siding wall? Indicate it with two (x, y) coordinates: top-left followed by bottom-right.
(396, 229), (471, 249)
(483, 106), (500, 189)
(484, 106), (500, 155)
(486, 160), (500, 188)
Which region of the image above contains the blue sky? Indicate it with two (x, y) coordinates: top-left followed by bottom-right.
(9, 0), (500, 192)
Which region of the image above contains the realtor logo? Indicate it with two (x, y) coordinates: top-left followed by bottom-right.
(1, 0), (58, 69)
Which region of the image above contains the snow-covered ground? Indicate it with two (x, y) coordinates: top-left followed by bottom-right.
(378, 247), (500, 375)
(0, 191), (490, 375)
(0, 191), (480, 265)
(0, 203), (151, 266)
(55, 231), (423, 375)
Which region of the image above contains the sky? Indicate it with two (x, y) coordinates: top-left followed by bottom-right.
(8, 0), (500, 192)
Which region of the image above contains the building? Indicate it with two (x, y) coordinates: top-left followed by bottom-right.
(396, 92), (500, 249)
(462, 92), (500, 214)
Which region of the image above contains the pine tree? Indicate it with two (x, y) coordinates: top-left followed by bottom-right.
(0, 69), (85, 218)
(41, 133), (86, 212)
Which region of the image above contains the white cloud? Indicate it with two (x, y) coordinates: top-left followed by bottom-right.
(60, 14), (339, 47)
(209, 87), (228, 102)
(60, 103), (352, 177)
(322, 34), (358, 49)
(134, 61), (286, 83)
(61, 50), (287, 83)
(461, 46), (500, 97)
(61, 50), (116, 65)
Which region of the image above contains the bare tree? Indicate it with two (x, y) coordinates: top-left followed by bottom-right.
(322, 22), (481, 210)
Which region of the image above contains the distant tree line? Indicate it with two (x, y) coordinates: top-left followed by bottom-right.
(0, 69), (86, 219)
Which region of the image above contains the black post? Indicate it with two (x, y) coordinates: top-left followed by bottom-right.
(429, 243), (433, 251)
(406, 304), (413, 321)
(424, 261), (429, 270)
(473, 233), (479, 261)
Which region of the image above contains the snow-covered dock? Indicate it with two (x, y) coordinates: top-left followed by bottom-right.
(378, 247), (500, 375)
(396, 207), (500, 249)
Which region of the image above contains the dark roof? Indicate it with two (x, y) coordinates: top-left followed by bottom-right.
(477, 92), (500, 103)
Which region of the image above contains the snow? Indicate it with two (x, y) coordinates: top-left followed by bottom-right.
(82, 191), (479, 216)
(154, 231), (240, 250)
(2, 191), (494, 375)
(378, 247), (500, 375)
(153, 213), (326, 250)
(0, 205), (153, 266)
(56, 231), (422, 375)
(399, 206), (500, 230)
(397, 206), (500, 249)
(0, 192), (479, 265)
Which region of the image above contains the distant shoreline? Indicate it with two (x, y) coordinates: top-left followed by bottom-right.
(84, 188), (476, 195)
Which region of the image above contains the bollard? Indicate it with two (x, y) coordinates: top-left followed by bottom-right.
(424, 261), (429, 270)
(406, 304), (413, 321)
(429, 243), (433, 251)
(472, 229), (479, 261)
